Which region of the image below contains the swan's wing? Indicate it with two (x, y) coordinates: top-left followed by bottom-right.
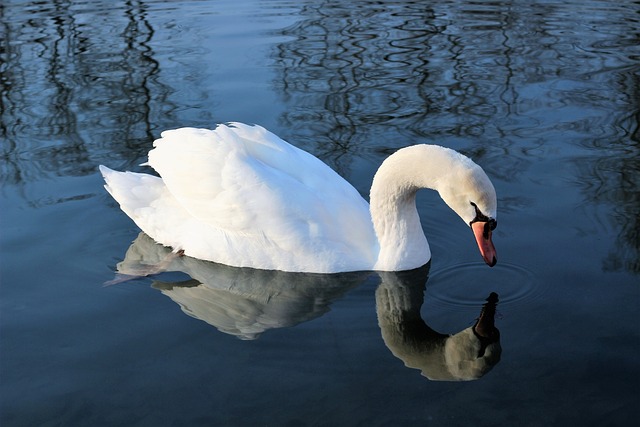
(143, 123), (377, 271)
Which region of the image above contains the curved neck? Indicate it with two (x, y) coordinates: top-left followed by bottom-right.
(370, 147), (435, 271)
(370, 144), (493, 271)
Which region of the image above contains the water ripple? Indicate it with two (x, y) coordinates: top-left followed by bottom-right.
(427, 261), (539, 310)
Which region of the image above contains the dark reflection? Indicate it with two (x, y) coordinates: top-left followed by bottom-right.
(575, 151), (640, 274)
(272, 0), (640, 272)
(572, 73), (640, 274)
(271, 0), (538, 174)
(111, 233), (367, 340)
(1, 0), (170, 187)
(111, 233), (501, 380)
(377, 268), (501, 381)
(272, 1), (446, 172)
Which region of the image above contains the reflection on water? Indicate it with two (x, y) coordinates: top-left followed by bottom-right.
(273, 1), (639, 154)
(1, 0), (171, 185)
(113, 233), (502, 380)
(1, 0), (639, 424)
(271, 0), (640, 272)
(573, 142), (640, 273)
(114, 233), (367, 339)
(377, 269), (501, 381)
(1, 0), (638, 271)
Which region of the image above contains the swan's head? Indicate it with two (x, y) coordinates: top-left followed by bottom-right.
(371, 144), (498, 268)
(432, 149), (498, 267)
(441, 292), (501, 380)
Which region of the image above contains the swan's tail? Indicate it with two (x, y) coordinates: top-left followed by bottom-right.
(99, 165), (165, 216)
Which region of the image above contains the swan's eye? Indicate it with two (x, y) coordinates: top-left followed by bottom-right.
(470, 202), (489, 222)
(470, 202), (496, 233)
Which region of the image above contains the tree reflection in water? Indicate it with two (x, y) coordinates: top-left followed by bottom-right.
(0, 0), (638, 271)
(270, 0), (640, 273)
(1, 0), (169, 186)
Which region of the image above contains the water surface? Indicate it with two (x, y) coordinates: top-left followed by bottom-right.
(1, 0), (639, 425)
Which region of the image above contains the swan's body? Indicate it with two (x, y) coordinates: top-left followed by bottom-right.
(100, 123), (497, 273)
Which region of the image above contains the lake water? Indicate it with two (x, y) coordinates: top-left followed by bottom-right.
(1, 0), (639, 425)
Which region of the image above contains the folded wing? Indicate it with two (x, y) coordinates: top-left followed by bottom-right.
(104, 123), (377, 272)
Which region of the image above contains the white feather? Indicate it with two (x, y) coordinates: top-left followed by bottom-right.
(101, 123), (497, 273)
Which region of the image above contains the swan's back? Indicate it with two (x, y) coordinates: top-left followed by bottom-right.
(102, 123), (377, 272)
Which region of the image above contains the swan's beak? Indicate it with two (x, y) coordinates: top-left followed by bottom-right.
(472, 221), (497, 267)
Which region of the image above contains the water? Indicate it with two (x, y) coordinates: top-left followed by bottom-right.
(1, 0), (638, 425)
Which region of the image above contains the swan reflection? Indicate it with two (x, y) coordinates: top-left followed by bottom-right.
(113, 233), (366, 340)
(112, 233), (501, 379)
(377, 269), (501, 381)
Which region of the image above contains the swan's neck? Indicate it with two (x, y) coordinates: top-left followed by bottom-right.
(370, 147), (434, 271)
(370, 144), (493, 271)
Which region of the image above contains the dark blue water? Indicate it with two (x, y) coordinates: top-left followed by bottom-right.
(1, 0), (639, 425)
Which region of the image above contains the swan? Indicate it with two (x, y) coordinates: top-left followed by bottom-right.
(100, 122), (497, 273)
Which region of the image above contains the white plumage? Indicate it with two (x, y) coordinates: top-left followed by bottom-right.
(101, 122), (498, 273)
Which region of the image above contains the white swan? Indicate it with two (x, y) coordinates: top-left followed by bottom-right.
(100, 122), (497, 273)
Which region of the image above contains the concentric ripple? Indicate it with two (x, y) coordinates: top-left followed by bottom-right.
(426, 261), (539, 310)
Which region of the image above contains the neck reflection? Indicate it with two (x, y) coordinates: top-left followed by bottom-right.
(377, 266), (501, 381)
(109, 233), (502, 380)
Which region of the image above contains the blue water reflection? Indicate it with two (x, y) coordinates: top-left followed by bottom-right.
(1, 0), (639, 425)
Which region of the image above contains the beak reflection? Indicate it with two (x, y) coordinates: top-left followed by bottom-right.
(108, 234), (503, 381)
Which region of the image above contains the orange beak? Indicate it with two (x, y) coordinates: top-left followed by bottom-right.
(472, 221), (497, 267)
